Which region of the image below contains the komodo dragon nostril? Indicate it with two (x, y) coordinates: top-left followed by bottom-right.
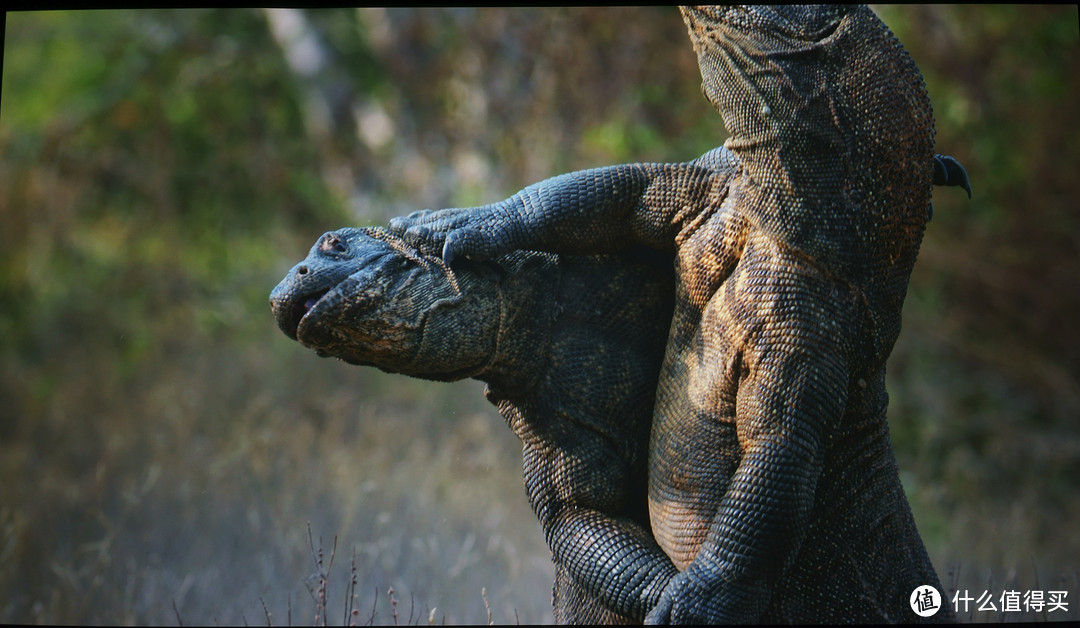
(297, 265), (308, 275)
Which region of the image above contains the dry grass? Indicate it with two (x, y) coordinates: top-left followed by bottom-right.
(1, 323), (555, 625)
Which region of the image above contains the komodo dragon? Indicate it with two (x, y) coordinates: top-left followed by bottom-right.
(270, 227), (680, 622)
(389, 5), (970, 623)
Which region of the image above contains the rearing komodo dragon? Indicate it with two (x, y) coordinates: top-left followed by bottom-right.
(386, 4), (969, 623)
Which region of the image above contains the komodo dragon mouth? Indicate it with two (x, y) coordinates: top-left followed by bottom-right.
(282, 288), (330, 341)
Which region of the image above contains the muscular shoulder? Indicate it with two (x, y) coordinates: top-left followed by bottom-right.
(692, 146), (740, 175)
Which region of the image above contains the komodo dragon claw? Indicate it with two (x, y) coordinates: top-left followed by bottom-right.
(933, 153), (972, 199)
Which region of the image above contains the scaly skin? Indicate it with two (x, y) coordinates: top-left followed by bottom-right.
(270, 227), (679, 622)
(389, 5), (966, 623)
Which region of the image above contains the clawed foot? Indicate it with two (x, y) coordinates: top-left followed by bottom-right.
(388, 205), (518, 265)
(641, 570), (703, 625)
(932, 154), (972, 199)
(643, 592), (674, 625)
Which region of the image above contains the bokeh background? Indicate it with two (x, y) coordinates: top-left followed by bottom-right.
(2, 6), (1077, 624)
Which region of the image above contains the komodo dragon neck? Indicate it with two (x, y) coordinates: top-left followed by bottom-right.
(468, 251), (562, 398)
(681, 4), (936, 361)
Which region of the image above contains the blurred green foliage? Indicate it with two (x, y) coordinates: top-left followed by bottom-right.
(1, 6), (1077, 624)
(2, 10), (343, 362)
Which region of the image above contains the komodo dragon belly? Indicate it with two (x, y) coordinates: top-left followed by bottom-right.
(647, 322), (741, 570)
(648, 422), (740, 569)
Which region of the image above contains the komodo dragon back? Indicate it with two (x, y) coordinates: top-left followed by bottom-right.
(682, 4), (935, 362)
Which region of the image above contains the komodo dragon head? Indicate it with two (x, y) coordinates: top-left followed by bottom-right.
(270, 227), (505, 381)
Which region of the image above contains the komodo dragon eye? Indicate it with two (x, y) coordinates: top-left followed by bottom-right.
(319, 232), (348, 255)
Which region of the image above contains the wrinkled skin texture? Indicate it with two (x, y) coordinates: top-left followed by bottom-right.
(271, 227), (679, 622)
(389, 5), (964, 624)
